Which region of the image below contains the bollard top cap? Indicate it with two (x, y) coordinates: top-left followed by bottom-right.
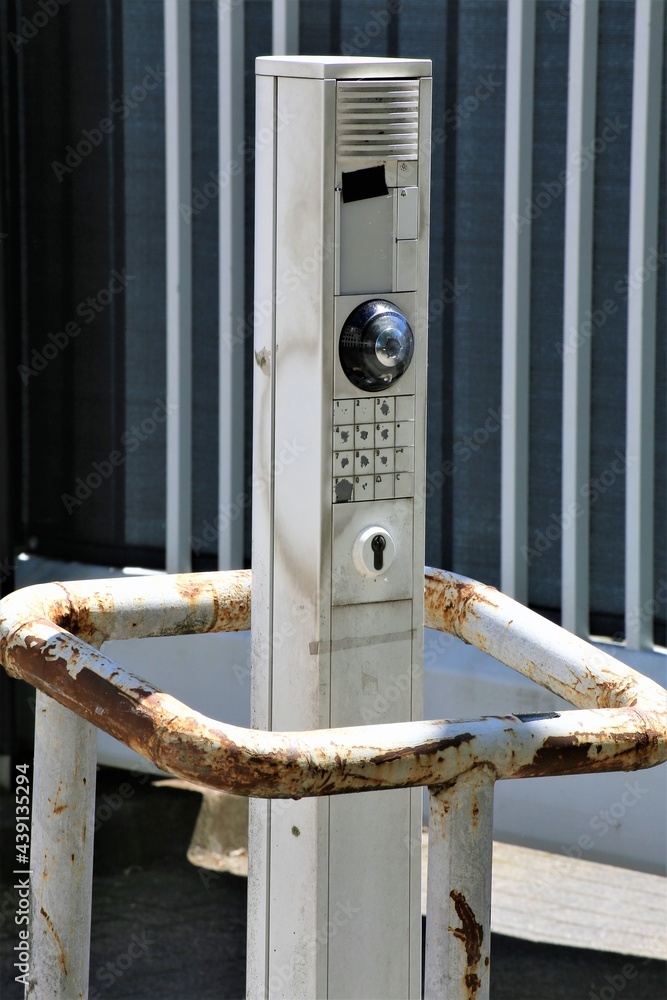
(256, 55), (432, 80)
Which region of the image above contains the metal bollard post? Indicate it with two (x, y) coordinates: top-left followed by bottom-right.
(28, 692), (97, 999)
(424, 766), (495, 1000)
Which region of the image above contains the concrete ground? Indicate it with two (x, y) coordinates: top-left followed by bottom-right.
(1, 767), (665, 999)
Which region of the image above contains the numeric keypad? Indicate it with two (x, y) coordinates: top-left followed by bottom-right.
(332, 395), (416, 503)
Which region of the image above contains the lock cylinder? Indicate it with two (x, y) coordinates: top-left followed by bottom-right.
(339, 299), (414, 392)
(352, 525), (396, 578)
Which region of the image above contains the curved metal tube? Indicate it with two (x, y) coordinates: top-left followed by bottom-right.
(423, 568), (667, 712)
(0, 568), (664, 796)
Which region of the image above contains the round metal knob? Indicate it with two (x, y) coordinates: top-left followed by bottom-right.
(339, 300), (414, 393)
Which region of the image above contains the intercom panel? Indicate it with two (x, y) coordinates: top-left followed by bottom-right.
(250, 55), (431, 1000)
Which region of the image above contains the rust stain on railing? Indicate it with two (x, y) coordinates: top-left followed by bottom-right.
(449, 889), (484, 999)
(39, 906), (68, 975)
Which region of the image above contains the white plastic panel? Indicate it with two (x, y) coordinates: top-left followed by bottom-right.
(332, 498), (414, 605)
(396, 186), (419, 239)
(339, 192), (393, 295)
(329, 599), (417, 999)
(395, 239), (418, 291)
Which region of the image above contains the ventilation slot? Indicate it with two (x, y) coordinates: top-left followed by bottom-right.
(336, 80), (419, 159)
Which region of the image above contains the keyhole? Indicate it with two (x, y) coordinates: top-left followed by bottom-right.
(371, 534), (386, 571)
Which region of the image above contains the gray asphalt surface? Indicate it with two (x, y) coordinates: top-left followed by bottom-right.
(1, 768), (665, 999)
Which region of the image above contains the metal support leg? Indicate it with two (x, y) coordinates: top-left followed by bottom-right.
(424, 767), (495, 1000)
(28, 692), (97, 999)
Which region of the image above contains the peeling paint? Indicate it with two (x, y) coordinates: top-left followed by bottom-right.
(372, 732), (475, 765)
(255, 347), (271, 376)
(450, 890), (482, 964)
(449, 890), (483, 998)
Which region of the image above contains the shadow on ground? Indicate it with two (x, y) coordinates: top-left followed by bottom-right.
(1, 768), (665, 999)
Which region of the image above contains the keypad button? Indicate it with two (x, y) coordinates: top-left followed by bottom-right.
(375, 448), (395, 473)
(354, 449), (374, 474)
(394, 472), (414, 498)
(333, 451), (354, 476)
(375, 423), (395, 448)
(354, 423), (374, 448)
(333, 477), (354, 504)
(354, 398), (374, 422)
(374, 474), (394, 500)
(333, 399), (354, 423)
(394, 447), (414, 473)
(355, 475), (375, 500)
(395, 395), (415, 421)
(397, 187), (419, 239)
(375, 397), (395, 421)
(333, 425), (354, 448)
(395, 421), (414, 447)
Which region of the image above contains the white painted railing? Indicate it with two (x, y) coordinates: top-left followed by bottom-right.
(0, 569), (664, 998)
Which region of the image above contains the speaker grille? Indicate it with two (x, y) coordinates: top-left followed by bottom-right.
(336, 80), (419, 159)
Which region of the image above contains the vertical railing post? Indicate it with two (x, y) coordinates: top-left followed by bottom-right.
(217, 0), (245, 571)
(501, 0), (535, 603)
(272, 0), (299, 55)
(28, 692), (97, 999)
(165, 0), (193, 574)
(624, 0), (664, 649)
(424, 767), (495, 1000)
(560, 0), (599, 636)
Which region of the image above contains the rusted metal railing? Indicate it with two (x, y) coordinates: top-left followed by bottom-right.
(1, 568), (665, 999)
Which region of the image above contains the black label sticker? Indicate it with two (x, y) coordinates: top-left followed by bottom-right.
(515, 712), (561, 722)
(341, 165), (389, 204)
